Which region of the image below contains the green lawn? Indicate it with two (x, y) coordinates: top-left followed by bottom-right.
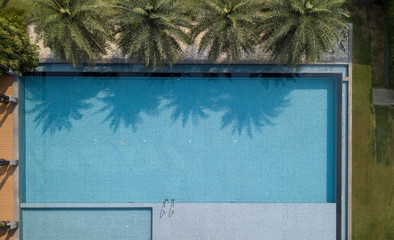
(351, 4), (394, 240)
(352, 65), (394, 240)
(375, 106), (394, 166)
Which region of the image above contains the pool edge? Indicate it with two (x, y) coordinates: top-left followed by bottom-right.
(13, 75), (20, 240)
(16, 63), (352, 240)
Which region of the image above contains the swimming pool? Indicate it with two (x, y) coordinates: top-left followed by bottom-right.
(19, 66), (346, 240)
(21, 74), (339, 203)
(21, 208), (152, 240)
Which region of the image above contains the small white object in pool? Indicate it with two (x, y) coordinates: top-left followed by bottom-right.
(234, 140), (237, 143)
(143, 140), (146, 143)
(189, 140), (192, 143)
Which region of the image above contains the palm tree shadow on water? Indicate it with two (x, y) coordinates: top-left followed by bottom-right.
(164, 78), (293, 138)
(95, 78), (167, 133)
(26, 77), (293, 137)
(162, 79), (216, 127)
(217, 79), (292, 137)
(24, 78), (101, 135)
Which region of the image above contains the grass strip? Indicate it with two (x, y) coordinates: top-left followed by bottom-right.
(352, 64), (394, 240)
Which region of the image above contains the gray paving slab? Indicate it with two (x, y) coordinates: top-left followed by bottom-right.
(373, 88), (394, 105)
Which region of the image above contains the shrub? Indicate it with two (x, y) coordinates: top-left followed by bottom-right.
(0, 7), (39, 73)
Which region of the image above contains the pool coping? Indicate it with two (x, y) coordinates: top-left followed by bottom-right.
(15, 63), (352, 240)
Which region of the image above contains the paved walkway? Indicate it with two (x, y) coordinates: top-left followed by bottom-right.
(373, 88), (394, 105)
(0, 75), (16, 240)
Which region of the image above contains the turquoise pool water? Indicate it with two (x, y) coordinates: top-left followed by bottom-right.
(21, 76), (337, 203)
(22, 208), (152, 240)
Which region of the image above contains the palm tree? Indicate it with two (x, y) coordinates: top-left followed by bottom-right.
(30, 0), (112, 67)
(114, 0), (191, 69)
(192, 0), (263, 62)
(259, 0), (349, 65)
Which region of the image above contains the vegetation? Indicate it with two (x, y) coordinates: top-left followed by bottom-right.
(30, 0), (113, 67)
(374, 106), (394, 166)
(385, 0), (394, 88)
(1, 0), (33, 11)
(192, 0), (262, 62)
(260, 0), (349, 65)
(351, 3), (385, 87)
(351, 3), (394, 239)
(2, 0), (349, 68)
(0, 7), (39, 73)
(352, 65), (394, 240)
(114, 0), (191, 68)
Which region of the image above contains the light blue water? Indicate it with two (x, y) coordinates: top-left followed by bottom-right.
(22, 208), (152, 240)
(21, 76), (337, 203)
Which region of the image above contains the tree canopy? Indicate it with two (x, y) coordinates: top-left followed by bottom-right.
(30, 0), (113, 67)
(22, 0), (349, 68)
(192, 0), (263, 62)
(259, 0), (349, 65)
(0, 7), (38, 73)
(115, 0), (191, 68)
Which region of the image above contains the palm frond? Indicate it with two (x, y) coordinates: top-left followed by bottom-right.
(31, 0), (113, 66)
(193, 0), (262, 62)
(259, 0), (348, 65)
(115, 0), (191, 69)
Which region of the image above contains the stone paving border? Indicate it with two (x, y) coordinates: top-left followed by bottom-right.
(373, 88), (394, 105)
